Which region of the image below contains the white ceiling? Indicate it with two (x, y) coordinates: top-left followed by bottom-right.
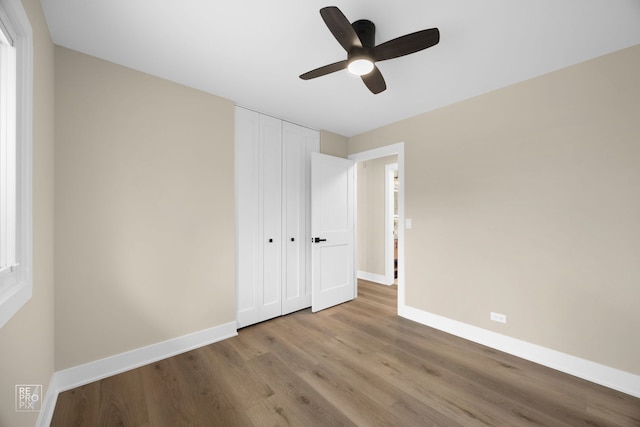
(41, 0), (640, 137)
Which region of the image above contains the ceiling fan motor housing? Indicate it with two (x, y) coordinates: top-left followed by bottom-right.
(352, 19), (375, 47)
(349, 19), (375, 62)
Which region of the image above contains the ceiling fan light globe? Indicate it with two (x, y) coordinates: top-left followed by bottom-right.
(348, 58), (374, 76)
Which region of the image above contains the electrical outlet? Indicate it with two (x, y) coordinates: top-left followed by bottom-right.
(490, 312), (507, 324)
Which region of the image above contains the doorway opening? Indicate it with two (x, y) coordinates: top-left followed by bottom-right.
(348, 143), (405, 313)
(352, 155), (397, 285)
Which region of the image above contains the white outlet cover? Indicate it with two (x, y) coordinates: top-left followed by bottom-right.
(406, 218), (412, 229)
(490, 312), (507, 323)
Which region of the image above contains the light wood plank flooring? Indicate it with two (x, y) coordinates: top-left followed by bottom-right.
(51, 280), (640, 426)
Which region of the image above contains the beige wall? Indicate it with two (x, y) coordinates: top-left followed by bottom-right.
(54, 47), (236, 369)
(349, 45), (640, 374)
(320, 129), (348, 158)
(357, 155), (397, 276)
(0, 0), (55, 425)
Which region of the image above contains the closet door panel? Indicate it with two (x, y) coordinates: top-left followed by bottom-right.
(236, 108), (262, 327)
(282, 123), (305, 314)
(259, 115), (283, 322)
(303, 128), (320, 306)
(282, 123), (319, 315)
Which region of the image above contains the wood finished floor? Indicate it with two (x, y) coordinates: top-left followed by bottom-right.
(51, 280), (640, 426)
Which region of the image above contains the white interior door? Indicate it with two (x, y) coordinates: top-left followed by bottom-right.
(311, 153), (355, 312)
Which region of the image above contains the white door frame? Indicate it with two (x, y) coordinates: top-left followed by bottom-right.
(348, 142), (405, 312)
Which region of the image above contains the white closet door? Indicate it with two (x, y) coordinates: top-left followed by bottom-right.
(259, 114), (283, 322)
(303, 127), (320, 312)
(236, 108), (283, 327)
(236, 107), (318, 327)
(282, 123), (319, 315)
(236, 107), (261, 327)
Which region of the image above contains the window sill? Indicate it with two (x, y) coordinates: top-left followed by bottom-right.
(0, 280), (32, 328)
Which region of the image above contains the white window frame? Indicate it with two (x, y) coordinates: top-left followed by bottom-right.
(0, 0), (32, 329)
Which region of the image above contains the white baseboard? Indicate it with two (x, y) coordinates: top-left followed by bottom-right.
(399, 304), (640, 398)
(36, 373), (60, 427)
(37, 321), (237, 427)
(358, 270), (394, 286)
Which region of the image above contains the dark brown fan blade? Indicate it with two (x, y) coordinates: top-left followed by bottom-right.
(320, 6), (362, 52)
(361, 66), (386, 94)
(373, 28), (439, 62)
(299, 60), (349, 80)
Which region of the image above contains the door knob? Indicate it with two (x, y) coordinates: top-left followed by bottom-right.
(313, 237), (327, 243)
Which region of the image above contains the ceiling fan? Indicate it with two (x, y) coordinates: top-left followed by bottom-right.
(299, 6), (440, 94)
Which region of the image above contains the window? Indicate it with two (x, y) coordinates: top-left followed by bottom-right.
(0, 7), (17, 287)
(0, 0), (32, 328)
